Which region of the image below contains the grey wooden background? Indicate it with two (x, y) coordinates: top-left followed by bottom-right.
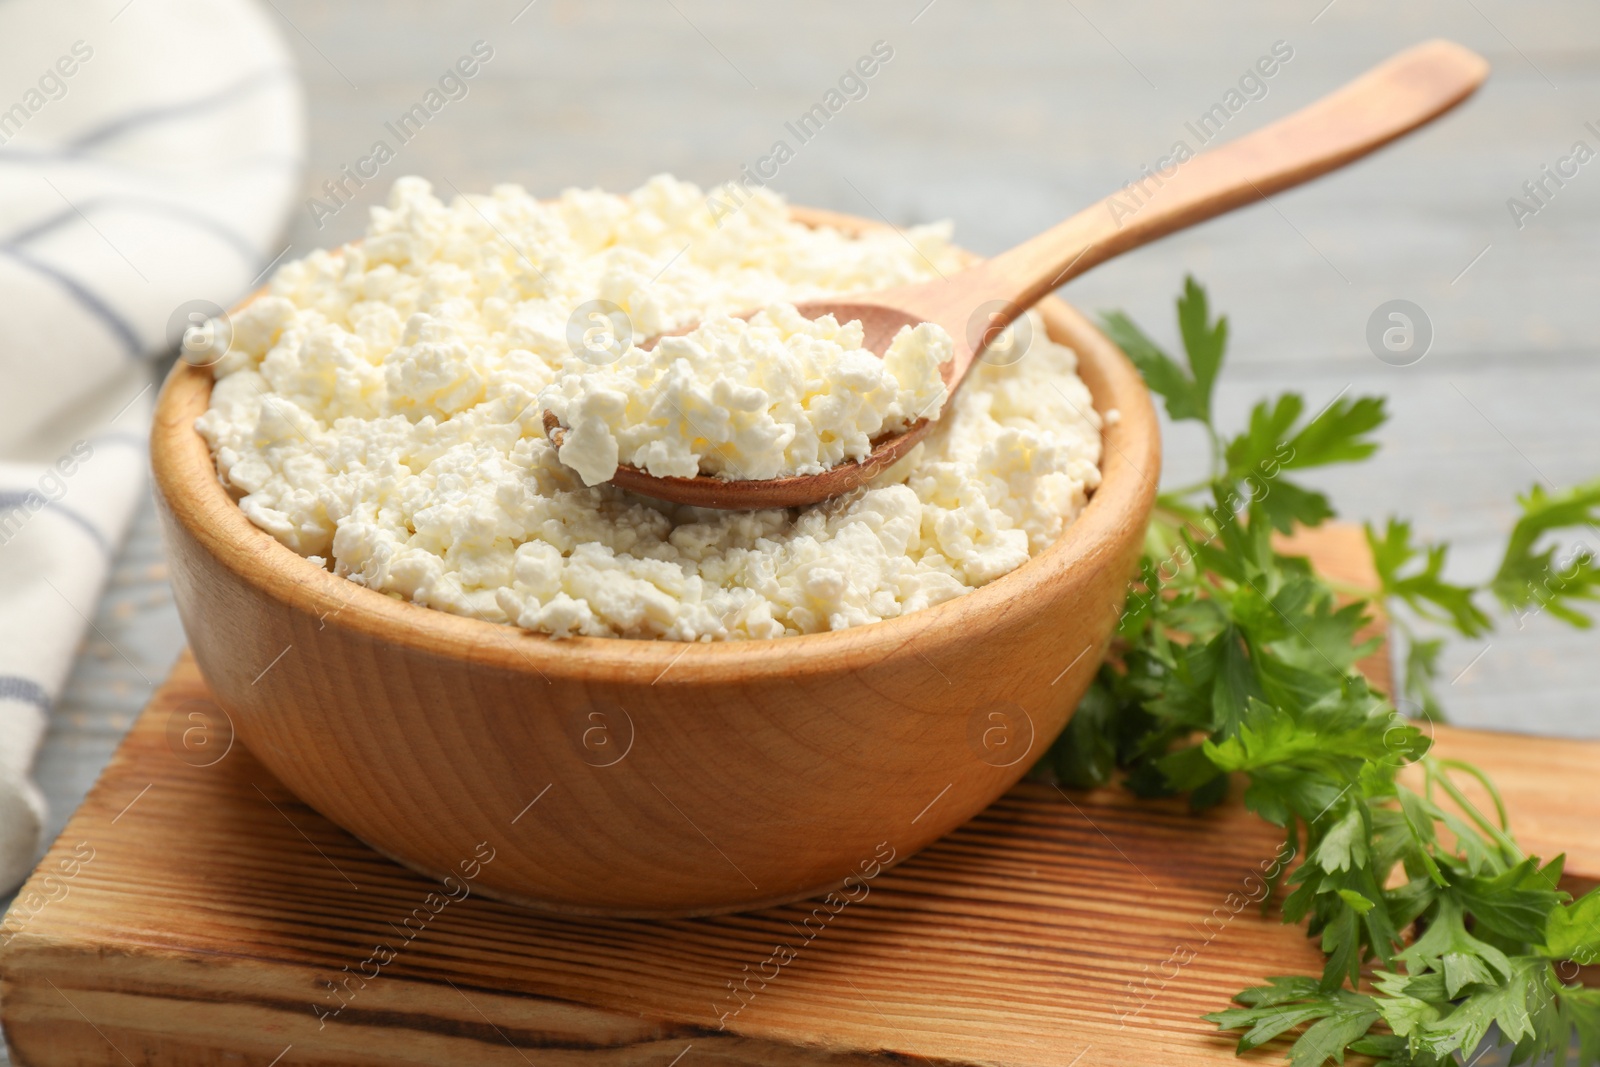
(11, 1), (1599, 1061)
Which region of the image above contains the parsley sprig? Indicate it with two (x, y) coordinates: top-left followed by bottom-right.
(1040, 277), (1600, 1066)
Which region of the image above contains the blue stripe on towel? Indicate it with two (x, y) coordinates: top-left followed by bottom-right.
(69, 66), (295, 150)
(0, 490), (108, 553)
(0, 147), (305, 176)
(0, 676), (51, 713)
(3, 196), (260, 262)
(0, 247), (142, 357)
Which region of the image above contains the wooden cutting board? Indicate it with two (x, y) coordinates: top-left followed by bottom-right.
(2, 527), (1597, 1067)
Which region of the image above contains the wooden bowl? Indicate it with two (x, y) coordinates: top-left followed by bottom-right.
(149, 205), (1161, 917)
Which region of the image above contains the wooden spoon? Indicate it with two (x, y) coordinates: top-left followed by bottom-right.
(547, 39), (1488, 510)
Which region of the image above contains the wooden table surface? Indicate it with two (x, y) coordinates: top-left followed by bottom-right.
(11, 1), (1600, 1061)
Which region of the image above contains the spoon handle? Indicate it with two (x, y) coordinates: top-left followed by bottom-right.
(906, 39), (1488, 369)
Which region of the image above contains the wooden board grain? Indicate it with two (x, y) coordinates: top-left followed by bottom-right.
(2, 527), (1597, 1067)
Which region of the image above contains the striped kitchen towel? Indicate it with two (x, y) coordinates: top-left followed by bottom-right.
(0, 0), (304, 891)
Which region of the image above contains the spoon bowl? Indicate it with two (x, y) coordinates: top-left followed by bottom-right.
(545, 297), (943, 509)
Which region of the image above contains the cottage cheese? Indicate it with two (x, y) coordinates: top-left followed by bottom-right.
(196, 175), (1104, 641)
(542, 305), (951, 485)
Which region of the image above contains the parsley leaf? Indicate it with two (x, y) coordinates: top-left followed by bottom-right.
(1099, 273), (1227, 433)
(1490, 480), (1600, 629)
(1203, 979), (1381, 1065)
(1545, 886), (1600, 965)
(1281, 394), (1386, 470)
(1177, 275), (1227, 419)
(1367, 519), (1491, 637)
(1220, 392), (1386, 534)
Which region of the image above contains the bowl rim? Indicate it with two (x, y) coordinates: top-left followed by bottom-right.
(151, 203), (1160, 683)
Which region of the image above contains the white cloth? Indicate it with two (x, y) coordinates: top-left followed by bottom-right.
(0, 0), (305, 891)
